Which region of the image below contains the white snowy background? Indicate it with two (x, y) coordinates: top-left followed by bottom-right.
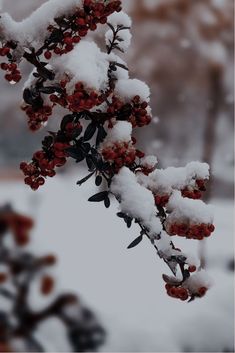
(0, 171), (233, 352)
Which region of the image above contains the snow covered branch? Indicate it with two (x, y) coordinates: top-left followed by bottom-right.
(0, 0), (215, 302)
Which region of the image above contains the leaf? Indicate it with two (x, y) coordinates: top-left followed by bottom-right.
(39, 86), (57, 94)
(83, 123), (97, 141)
(124, 217), (133, 228)
(82, 142), (91, 154)
(86, 155), (95, 171)
(77, 172), (95, 186)
(96, 125), (107, 146)
(95, 175), (103, 186)
(88, 191), (109, 202)
(66, 147), (84, 161)
(107, 22), (116, 34)
(42, 136), (54, 148)
(104, 196), (110, 208)
(117, 212), (126, 219)
(23, 88), (34, 105)
(127, 235), (143, 249)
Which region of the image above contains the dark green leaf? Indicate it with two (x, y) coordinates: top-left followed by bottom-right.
(95, 175), (102, 186)
(66, 147), (84, 161)
(104, 196), (110, 208)
(88, 191), (109, 202)
(83, 123), (97, 141)
(77, 172), (95, 186)
(127, 235), (143, 249)
(86, 155), (95, 171)
(96, 125), (107, 146)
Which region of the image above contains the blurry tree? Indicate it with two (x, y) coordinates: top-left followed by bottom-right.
(127, 0), (234, 198)
(0, 205), (105, 352)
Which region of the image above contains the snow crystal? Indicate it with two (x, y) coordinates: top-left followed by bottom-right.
(167, 191), (214, 225)
(111, 167), (162, 236)
(115, 79), (150, 103)
(107, 11), (132, 28)
(0, 0), (83, 47)
(54, 41), (109, 92)
(102, 121), (132, 144)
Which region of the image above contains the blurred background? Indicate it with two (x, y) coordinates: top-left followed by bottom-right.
(0, 0), (234, 352)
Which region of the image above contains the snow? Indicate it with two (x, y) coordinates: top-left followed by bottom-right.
(167, 191), (214, 225)
(141, 161), (209, 195)
(107, 11), (132, 28)
(55, 41), (109, 92)
(102, 121), (132, 144)
(0, 0), (83, 47)
(184, 269), (213, 293)
(0, 174), (233, 352)
(115, 78), (150, 102)
(141, 155), (158, 168)
(111, 167), (162, 236)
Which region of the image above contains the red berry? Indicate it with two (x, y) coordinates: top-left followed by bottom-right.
(44, 51), (52, 60)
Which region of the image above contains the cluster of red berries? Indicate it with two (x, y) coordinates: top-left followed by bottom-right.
(165, 283), (208, 300)
(128, 95), (152, 127)
(20, 141), (71, 190)
(0, 62), (22, 84)
(165, 284), (189, 301)
(22, 105), (53, 131)
(107, 95), (151, 128)
(181, 179), (207, 199)
(49, 81), (106, 113)
(167, 222), (215, 240)
(101, 141), (136, 172)
(66, 82), (104, 112)
(0, 45), (11, 57)
(44, 0), (122, 57)
(154, 194), (170, 207)
(0, 211), (34, 246)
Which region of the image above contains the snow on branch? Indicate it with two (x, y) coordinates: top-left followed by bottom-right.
(111, 166), (162, 237)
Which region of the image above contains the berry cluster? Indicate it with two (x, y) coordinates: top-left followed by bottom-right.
(166, 222), (215, 240)
(165, 283), (208, 301)
(0, 42), (22, 84)
(20, 140), (71, 190)
(128, 95), (152, 127)
(101, 141), (136, 172)
(44, 0), (122, 57)
(154, 194), (170, 207)
(0, 62), (21, 84)
(22, 105), (53, 131)
(107, 95), (152, 127)
(165, 284), (189, 301)
(49, 81), (107, 113)
(181, 179), (207, 199)
(66, 82), (104, 112)
(0, 210), (33, 246)
(0, 45), (11, 58)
